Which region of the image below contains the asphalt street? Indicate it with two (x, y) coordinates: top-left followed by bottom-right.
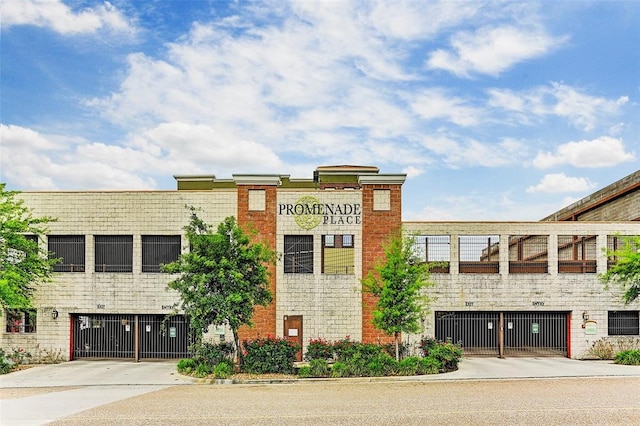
(1, 358), (639, 425)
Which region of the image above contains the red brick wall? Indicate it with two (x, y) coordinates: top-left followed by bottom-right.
(236, 185), (277, 340)
(361, 184), (403, 343)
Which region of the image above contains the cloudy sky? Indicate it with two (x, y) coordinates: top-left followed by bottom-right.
(1, 0), (638, 220)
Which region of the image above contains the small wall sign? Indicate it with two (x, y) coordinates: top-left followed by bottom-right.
(584, 320), (597, 335)
(532, 323), (539, 334)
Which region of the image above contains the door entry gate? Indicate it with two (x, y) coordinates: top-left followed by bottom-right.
(72, 314), (193, 360)
(435, 311), (568, 357)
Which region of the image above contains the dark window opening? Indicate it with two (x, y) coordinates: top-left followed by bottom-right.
(49, 235), (85, 272)
(95, 235), (133, 273)
(284, 235), (313, 274)
(5, 309), (37, 333)
(608, 311), (639, 336)
(142, 235), (181, 273)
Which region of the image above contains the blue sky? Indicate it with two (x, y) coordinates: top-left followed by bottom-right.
(1, 0), (638, 220)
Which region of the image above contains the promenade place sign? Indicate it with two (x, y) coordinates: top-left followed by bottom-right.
(279, 196), (362, 229)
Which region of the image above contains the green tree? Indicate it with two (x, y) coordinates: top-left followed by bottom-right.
(362, 228), (435, 361)
(0, 183), (57, 309)
(163, 208), (275, 365)
(601, 235), (640, 304)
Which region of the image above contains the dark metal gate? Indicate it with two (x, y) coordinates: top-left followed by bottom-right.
(72, 314), (192, 360)
(435, 312), (499, 356)
(435, 311), (568, 357)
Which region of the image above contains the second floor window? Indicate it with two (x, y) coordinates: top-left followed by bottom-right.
(48, 235), (85, 272)
(284, 235), (313, 273)
(95, 235), (133, 273)
(322, 234), (354, 274)
(142, 235), (181, 273)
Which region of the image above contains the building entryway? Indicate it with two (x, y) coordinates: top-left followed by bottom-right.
(71, 314), (192, 360)
(284, 315), (303, 362)
(435, 311), (568, 357)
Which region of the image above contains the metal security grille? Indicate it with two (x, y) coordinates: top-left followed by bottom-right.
(142, 235), (181, 273)
(284, 235), (313, 273)
(73, 314), (135, 358)
(508, 235), (548, 273)
(607, 236), (637, 270)
(558, 235), (596, 273)
(459, 235), (499, 273)
(412, 235), (451, 273)
(435, 312), (499, 356)
(95, 235), (133, 272)
(608, 311), (640, 335)
(139, 315), (192, 358)
(504, 312), (567, 356)
(49, 235), (85, 272)
(72, 314), (193, 359)
(435, 311), (568, 357)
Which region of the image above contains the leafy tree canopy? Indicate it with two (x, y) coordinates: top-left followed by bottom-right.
(0, 183), (57, 309)
(164, 207), (275, 361)
(601, 235), (640, 304)
(362, 228), (435, 360)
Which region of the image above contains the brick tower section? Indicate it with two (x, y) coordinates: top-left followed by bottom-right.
(236, 185), (277, 340)
(361, 183), (403, 344)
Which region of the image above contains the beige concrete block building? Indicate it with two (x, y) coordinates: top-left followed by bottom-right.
(2, 166), (639, 360)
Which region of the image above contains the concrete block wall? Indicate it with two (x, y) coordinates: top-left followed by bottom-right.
(2, 191), (236, 360)
(403, 221), (640, 359)
(275, 190), (363, 354)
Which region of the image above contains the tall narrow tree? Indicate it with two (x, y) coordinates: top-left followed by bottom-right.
(362, 228), (435, 360)
(0, 183), (57, 309)
(164, 207), (275, 365)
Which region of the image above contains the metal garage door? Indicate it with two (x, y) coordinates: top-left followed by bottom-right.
(72, 314), (192, 360)
(435, 311), (568, 357)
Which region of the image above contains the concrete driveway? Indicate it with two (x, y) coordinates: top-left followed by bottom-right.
(0, 360), (195, 388)
(1, 357), (639, 389)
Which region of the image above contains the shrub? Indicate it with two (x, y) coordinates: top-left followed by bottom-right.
(242, 336), (300, 374)
(418, 356), (441, 375)
(177, 358), (197, 374)
(298, 365), (312, 378)
(0, 348), (32, 375)
(398, 356), (420, 376)
(419, 336), (439, 357)
(345, 353), (370, 377)
(213, 361), (233, 379)
(332, 336), (356, 361)
(429, 342), (463, 372)
(193, 341), (235, 367)
(585, 339), (615, 360)
(194, 363), (213, 378)
(613, 337), (640, 352)
(614, 349), (640, 365)
(305, 338), (334, 361)
(381, 342), (409, 359)
(309, 358), (330, 377)
(367, 353), (397, 377)
(330, 361), (349, 378)
(336, 341), (384, 362)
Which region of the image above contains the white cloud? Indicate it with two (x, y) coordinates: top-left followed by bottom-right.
(427, 25), (567, 77)
(526, 173), (597, 194)
(420, 136), (527, 168)
(1, 0), (136, 36)
(533, 136), (636, 169)
(410, 88), (482, 126)
(0, 124), (154, 190)
(402, 166), (424, 178)
(487, 83), (628, 131)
